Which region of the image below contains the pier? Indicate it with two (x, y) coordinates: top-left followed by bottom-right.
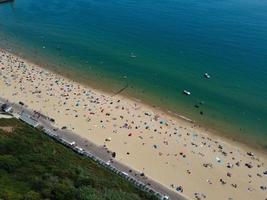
(0, 0), (14, 4)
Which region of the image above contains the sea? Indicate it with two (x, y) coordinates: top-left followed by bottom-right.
(0, 0), (266, 149)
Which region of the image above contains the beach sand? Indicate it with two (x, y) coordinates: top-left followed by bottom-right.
(0, 49), (266, 200)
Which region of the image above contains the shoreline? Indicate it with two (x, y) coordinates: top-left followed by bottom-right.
(1, 48), (266, 200)
(3, 46), (266, 154)
(3, 45), (266, 152)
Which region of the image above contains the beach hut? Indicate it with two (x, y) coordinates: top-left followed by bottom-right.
(70, 141), (76, 146)
(1, 104), (13, 113)
(19, 113), (39, 128)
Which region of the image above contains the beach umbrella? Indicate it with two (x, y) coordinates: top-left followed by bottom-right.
(112, 152), (116, 158)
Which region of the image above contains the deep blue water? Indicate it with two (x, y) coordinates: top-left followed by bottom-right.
(0, 0), (266, 147)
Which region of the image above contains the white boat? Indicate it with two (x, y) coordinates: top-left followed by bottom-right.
(204, 73), (210, 79)
(183, 90), (191, 95)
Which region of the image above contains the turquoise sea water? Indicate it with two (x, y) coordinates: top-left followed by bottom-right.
(0, 0), (266, 148)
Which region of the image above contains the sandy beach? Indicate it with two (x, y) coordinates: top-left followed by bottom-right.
(0, 49), (266, 200)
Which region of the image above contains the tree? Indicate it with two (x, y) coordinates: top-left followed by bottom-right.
(76, 186), (102, 200)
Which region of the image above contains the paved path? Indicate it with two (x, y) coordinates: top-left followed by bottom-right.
(0, 97), (188, 200)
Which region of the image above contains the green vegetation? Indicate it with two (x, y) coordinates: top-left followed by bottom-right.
(0, 118), (157, 200)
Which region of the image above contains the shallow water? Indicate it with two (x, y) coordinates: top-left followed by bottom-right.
(0, 0), (266, 147)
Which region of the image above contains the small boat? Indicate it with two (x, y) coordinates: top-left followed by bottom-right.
(204, 73), (211, 79)
(183, 90), (191, 95)
(130, 52), (136, 58)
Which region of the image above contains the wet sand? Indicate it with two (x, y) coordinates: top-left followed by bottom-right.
(0, 49), (266, 200)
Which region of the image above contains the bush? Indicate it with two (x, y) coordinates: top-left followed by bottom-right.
(76, 186), (102, 200)
(0, 155), (20, 173)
